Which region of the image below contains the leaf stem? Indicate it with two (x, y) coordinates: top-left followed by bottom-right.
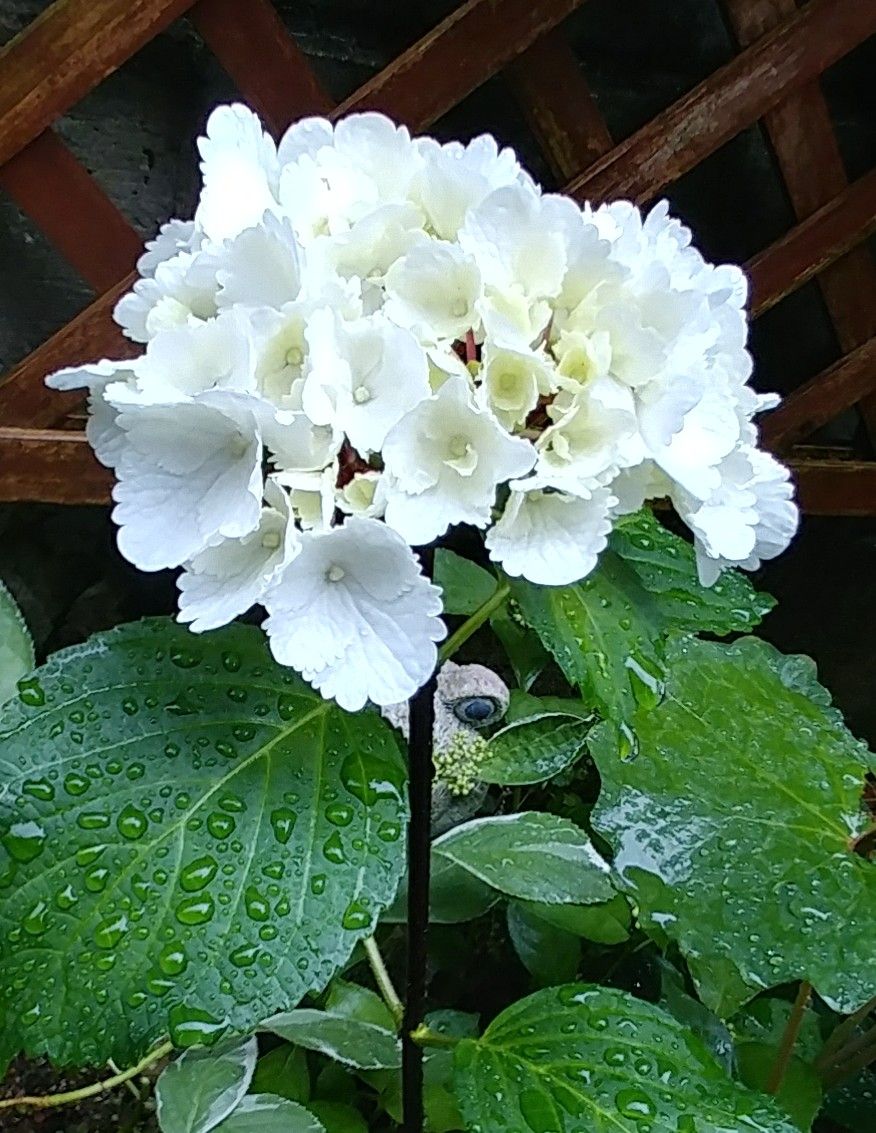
(0, 1039), (173, 1111)
(816, 994), (876, 1071)
(766, 980), (812, 1095)
(820, 1024), (876, 1088)
(439, 582), (511, 663)
(363, 935), (404, 1028)
(410, 1023), (461, 1050)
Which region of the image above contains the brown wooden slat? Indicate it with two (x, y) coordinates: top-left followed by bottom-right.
(564, 0), (876, 204)
(189, 0), (333, 134)
(748, 169), (876, 317)
(0, 427), (113, 504)
(509, 29), (612, 182)
(334, 0), (586, 131)
(0, 0), (196, 169)
(0, 275), (135, 428)
(0, 129), (141, 292)
(723, 0), (876, 443)
(762, 336), (876, 452)
(789, 457), (876, 516)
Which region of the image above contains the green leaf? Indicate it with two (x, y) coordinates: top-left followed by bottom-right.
(506, 691), (594, 724)
(731, 995), (823, 1064)
(215, 1094), (325, 1132)
(480, 714), (589, 785)
(515, 895), (631, 945)
(491, 610), (549, 691)
(251, 1044), (310, 1104)
(382, 853), (498, 924)
(510, 554), (665, 727)
(610, 509), (774, 634)
(823, 1068), (876, 1131)
(433, 550), (497, 614)
(452, 984), (796, 1132)
(264, 1008), (401, 1070)
(590, 634), (876, 1017)
(735, 1042), (823, 1131)
(657, 959), (733, 1072)
(0, 619), (408, 1067)
(306, 1100), (367, 1133)
(324, 978), (396, 1032)
(507, 901), (580, 986)
(156, 1036), (257, 1133)
(432, 812), (614, 905)
(0, 580), (34, 707)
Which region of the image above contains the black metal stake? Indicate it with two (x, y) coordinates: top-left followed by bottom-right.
(402, 546), (437, 1132)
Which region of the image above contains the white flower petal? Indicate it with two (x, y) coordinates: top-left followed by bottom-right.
(385, 241), (482, 343)
(486, 485), (616, 586)
(196, 104), (279, 242)
(382, 376), (536, 544)
(264, 517), (446, 710)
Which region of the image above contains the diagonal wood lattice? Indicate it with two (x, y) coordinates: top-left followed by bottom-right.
(0, 0), (874, 513)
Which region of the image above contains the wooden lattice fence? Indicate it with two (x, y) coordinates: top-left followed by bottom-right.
(0, 0), (874, 513)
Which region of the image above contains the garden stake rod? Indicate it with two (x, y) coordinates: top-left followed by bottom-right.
(403, 545), (437, 1132)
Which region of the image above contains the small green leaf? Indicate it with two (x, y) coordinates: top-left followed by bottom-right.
(156, 1036), (257, 1133)
(491, 610), (549, 691)
(215, 1094), (324, 1132)
(610, 509), (774, 634)
(432, 813), (613, 905)
(306, 1100), (367, 1133)
(516, 895), (631, 945)
(452, 984), (797, 1132)
(0, 619), (408, 1067)
(506, 691), (594, 724)
(591, 634), (876, 1017)
(735, 1044), (823, 1131)
(657, 959), (733, 1072)
(510, 554), (665, 725)
(251, 1044), (310, 1104)
(382, 853), (498, 924)
(507, 901), (580, 986)
(325, 979), (396, 1032)
(0, 580), (34, 707)
(264, 1008), (401, 1070)
(433, 550), (497, 614)
(480, 714), (589, 785)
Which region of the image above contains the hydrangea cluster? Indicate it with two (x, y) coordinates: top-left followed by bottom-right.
(48, 106), (797, 710)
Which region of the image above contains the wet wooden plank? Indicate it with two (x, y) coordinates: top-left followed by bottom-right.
(789, 457), (876, 516)
(0, 427), (113, 504)
(0, 0), (196, 168)
(334, 0), (587, 131)
(190, 0), (333, 133)
(723, 0), (876, 440)
(564, 0), (876, 204)
(0, 276), (135, 428)
(748, 170), (876, 317)
(761, 336), (876, 452)
(0, 129), (141, 292)
(509, 29), (612, 181)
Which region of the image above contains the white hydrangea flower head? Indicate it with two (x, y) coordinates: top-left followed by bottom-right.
(45, 102), (799, 711)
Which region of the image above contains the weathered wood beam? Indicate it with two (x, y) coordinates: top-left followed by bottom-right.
(789, 457), (876, 517)
(761, 336), (876, 452)
(0, 0), (196, 169)
(747, 170), (876, 318)
(189, 0), (333, 133)
(564, 0), (876, 204)
(334, 0), (587, 131)
(509, 29), (612, 182)
(0, 130), (141, 292)
(0, 427), (113, 504)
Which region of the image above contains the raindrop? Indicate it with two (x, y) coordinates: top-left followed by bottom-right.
(175, 894), (215, 926)
(179, 856), (218, 892)
(341, 900), (372, 931)
(244, 886), (270, 922)
(94, 914), (128, 950)
(168, 1004), (227, 1046)
(3, 821), (46, 863)
(340, 753), (405, 806)
(17, 678), (45, 707)
(207, 812), (236, 839)
(323, 831), (346, 864)
(22, 779), (54, 802)
(158, 943), (188, 976)
(325, 802), (354, 827)
(270, 807), (296, 845)
(117, 805), (148, 840)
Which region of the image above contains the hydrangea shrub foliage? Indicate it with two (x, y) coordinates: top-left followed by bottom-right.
(0, 108), (872, 1132)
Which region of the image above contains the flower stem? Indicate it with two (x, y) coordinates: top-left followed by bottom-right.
(439, 581), (510, 663)
(0, 1039), (173, 1111)
(410, 1023), (461, 1050)
(364, 935), (404, 1028)
(766, 980), (812, 1095)
(816, 993), (876, 1072)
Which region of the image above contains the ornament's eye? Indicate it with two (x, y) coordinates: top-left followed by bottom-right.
(452, 696), (502, 727)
